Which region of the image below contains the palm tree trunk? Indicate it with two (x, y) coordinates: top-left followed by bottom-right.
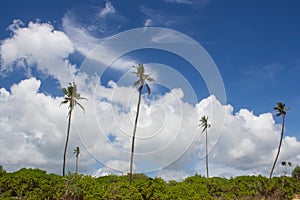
(75, 156), (78, 174)
(269, 115), (285, 179)
(129, 87), (142, 183)
(206, 129), (209, 178)
(63, 110), (72, 176)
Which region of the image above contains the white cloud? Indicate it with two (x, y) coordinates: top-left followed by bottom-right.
(1, 75), (299, 178)
(93, 160), (133, 177)
(144, 19), (153, 27)
(164, 0), (192, 4)
(0, 20), (76, 85)
(140, 6), (177, 27)
(62, 12), (138, 72)
(164, 0), (212, 6)
(99, 2), (116, 18)
(151, 29), (194, 44)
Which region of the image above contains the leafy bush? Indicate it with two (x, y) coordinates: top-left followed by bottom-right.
(292, 166), (300, 180)
(1, 168), (300, 199)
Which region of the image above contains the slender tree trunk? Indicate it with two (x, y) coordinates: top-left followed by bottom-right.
(75, 156), (78, 174)
(269, 115), (285, 179)
(206, 129), (209, 178)
(130, 87), (142, 183)
(63, 110), (72, 176)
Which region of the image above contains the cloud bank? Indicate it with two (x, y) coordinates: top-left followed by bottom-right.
(0, 76), (299, 179)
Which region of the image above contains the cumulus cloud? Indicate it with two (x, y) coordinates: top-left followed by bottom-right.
(0, 78), (65, 171)
(0, 20), (76, 85)
(1, 74), (299, 178)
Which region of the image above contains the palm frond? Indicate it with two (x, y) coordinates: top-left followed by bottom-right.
(75, 101), (85, 113)
(146, 76), (155, 83)
(133, 80), (141, 87)
(146, 84), (151, 95)
(60, 100), (69, 106)
(61, 88), (68, 96)
(77, 97), (88, 101)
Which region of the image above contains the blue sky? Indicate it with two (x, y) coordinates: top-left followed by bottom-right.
(0, 0), (300, 179)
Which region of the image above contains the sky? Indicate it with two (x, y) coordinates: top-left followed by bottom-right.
(0, 0), (300, 180)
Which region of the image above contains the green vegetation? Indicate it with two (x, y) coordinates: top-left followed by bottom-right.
(293, 166), (300, 180)
(0, 168), (299, 199)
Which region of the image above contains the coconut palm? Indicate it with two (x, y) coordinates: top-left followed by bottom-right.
(269, 102), (289, 179)
(73, 146), (81, 174)
(281, 161), (292, 187)
(281, 161), (292, 176)
(198, 115), (211, 178)
(60, 82), (86, 176)
(129, 64), (154, 183)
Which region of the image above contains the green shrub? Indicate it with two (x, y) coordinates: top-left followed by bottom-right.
(1, 168), (300, 199)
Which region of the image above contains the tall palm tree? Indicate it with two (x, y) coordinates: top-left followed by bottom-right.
(60, 82), (86, 176)
(269, 102), (289, 179)
(129, 64), (154, 183)
(198, 115), (211, 178)
(73, 146), (81, 174)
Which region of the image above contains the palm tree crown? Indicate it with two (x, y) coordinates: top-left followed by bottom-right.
(73, 146), (81, 174)
(132, 64), (155, 94)
(198, 115), (211, 133)
(73, 147), (80, 158)
(274, 102), (289, 117)
(60, 82), (86, 114)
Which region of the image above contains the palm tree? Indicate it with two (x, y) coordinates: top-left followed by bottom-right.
(269, 102), (289, 179)
(281, 161), (292, 187)
(198, 115), (211, 178)
(129, 64), (154, 183)
(60, 82), (86, 176)
(73, 146), (81, 174)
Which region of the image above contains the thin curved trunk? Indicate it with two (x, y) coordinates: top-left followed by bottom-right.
(205, 129), (209, 178)
(269, 115), (285, 179)
(63, 110), (72, 176)
(129, 87), (142, 183)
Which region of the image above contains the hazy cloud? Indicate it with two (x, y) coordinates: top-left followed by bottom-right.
(99, 2), (116, 18)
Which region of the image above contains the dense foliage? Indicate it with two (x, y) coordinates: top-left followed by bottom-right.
(0, 168), (300, 199)
(293, 166), (300, 180)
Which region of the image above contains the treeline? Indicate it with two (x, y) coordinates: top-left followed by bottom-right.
(0, 168), (300, 199)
